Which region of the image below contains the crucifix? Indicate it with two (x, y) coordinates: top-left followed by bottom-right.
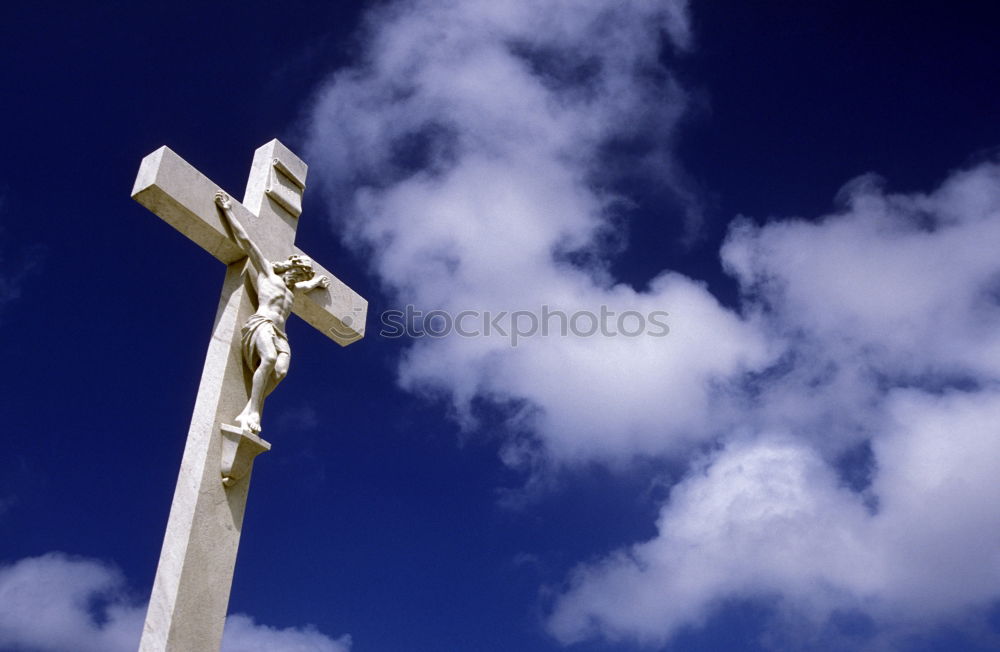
(130, 140), (367, 651)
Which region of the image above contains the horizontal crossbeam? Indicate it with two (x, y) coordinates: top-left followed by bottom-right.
(132, 146), (366, 345)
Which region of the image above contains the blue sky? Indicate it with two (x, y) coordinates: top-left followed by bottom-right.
(3, 2), (1000, 651)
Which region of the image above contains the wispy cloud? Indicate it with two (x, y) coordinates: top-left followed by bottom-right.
(0, 553), (351, 652)
(0, 204), (44, 317)
(276, 404), (320, 431)
(223, 614), (351, 652)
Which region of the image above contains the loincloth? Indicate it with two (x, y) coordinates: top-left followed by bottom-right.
(241, 314), (290, 369)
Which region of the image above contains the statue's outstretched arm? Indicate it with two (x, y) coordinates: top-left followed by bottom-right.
(215, 191), (268, 274)
(295, 275), (330, 292)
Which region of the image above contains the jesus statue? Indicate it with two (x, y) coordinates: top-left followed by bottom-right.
(215, 190), (330, 435)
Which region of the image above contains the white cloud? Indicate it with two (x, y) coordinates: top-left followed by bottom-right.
(549, 386), (1000, 646)
(869, 388), (1000, 617)
(707, 162), (1000, 459)
(0, 553), (143, 652)
(549, 163), (1000, 645)
(548, 437), (874, 646)
(222, 615), (351, 652)
(0, 553), (350, 652)
(304, 0), (1000, 646)
(305, 0), (772, 466)
(723, 163), (1000, 383)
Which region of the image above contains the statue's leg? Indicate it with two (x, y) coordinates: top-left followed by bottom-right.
(241, 332), (278, 434)
(264, 352), (289, 399)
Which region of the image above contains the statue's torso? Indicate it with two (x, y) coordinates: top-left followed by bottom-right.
(253, 271), (295, 332)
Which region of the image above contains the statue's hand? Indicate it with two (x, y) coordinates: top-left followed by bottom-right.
(316, 275), (330, 289)
(214, 190), (231, 210)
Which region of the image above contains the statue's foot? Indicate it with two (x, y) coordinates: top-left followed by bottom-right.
(236, 413), (261, 435)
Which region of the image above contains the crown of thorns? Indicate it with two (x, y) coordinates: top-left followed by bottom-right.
(287, 254), (313, 269)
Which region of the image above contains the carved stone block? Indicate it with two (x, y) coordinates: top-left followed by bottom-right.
(265, 157), (306, 218)
(220, 423), (271, 487)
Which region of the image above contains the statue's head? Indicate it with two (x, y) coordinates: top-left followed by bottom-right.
(274, 254), (315, 287)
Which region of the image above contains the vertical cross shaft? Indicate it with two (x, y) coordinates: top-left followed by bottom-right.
(138, 260), (256, 651)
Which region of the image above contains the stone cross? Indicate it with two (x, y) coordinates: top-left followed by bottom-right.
(130, 140), (367, 651)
